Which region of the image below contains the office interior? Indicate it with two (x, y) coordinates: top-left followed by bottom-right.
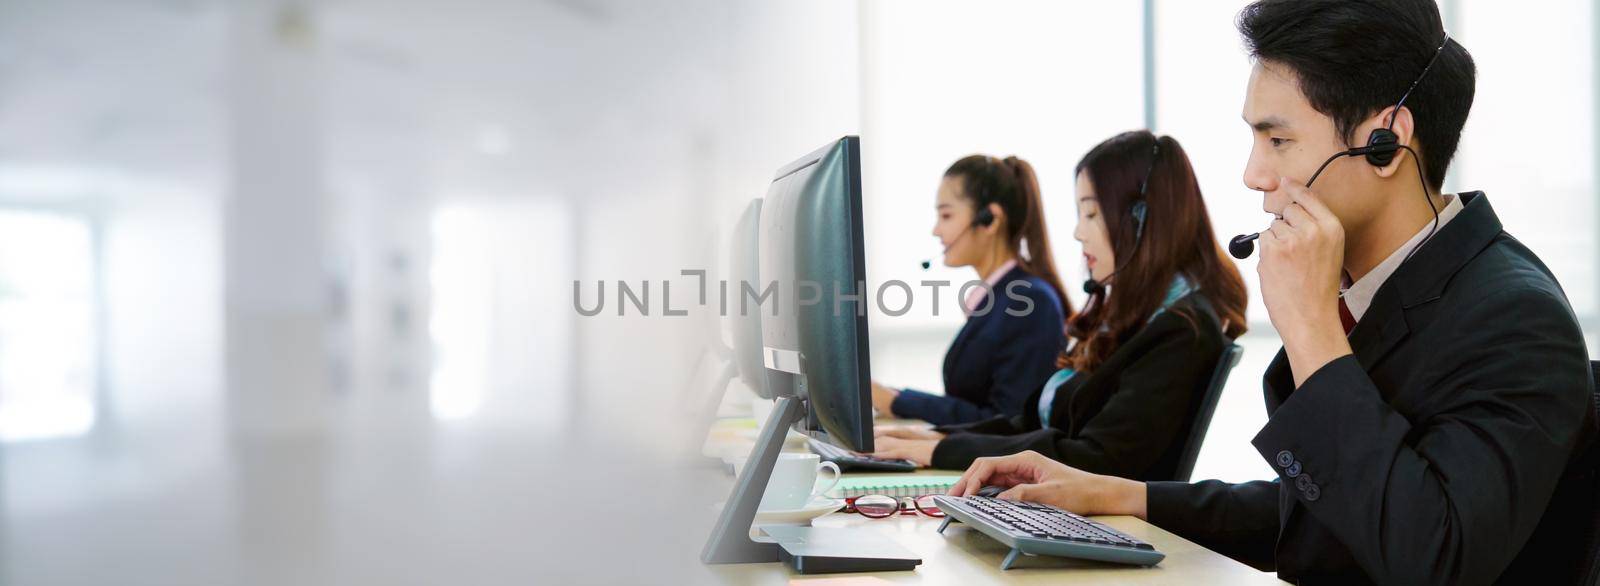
(0, 0), (1594, 584)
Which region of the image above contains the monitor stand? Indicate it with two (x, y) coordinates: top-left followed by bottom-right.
(699, 395), (921, 573)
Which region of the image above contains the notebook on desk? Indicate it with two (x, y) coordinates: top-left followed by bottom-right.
(826, 476), (963, 499)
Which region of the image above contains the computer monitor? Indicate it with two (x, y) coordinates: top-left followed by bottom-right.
(679, 225), (735, 412)
(682, 198), (766, 464)
(704, 136), (918, 571)
(757, 135), (873, 453)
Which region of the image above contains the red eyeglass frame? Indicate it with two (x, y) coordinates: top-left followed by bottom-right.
(841, 494), (946, 519)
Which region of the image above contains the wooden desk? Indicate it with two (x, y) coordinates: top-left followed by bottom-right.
(697, 426), (1287, 584)
(702, 510), (1285, 584)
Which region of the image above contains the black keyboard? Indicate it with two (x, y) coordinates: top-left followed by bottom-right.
(933, 495), (1165, 570)
(808, 439), (916, 472)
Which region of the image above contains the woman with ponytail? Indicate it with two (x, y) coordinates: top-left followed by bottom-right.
(873, 131), (1249, 480)
(868, 154), (1072, 427)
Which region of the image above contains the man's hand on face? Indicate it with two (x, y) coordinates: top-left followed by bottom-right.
(1258, 176), (1355, 387)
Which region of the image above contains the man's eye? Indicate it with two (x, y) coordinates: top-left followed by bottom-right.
(1270, 137), (1289, 148)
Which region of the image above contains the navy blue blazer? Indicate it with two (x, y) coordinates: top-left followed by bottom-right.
(890, 267), (1067, 426)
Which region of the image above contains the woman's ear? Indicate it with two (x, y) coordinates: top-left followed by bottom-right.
(984, 202), (1006, 232)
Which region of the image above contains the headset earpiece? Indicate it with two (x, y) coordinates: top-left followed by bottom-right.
(1365, 127), (1401, 167)
(1130, 200), (1148, 240)
(1085, 139), (1159, 297)
(974, 206), (995, 228)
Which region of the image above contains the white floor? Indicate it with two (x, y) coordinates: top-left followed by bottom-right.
(1, 402), (729, 585)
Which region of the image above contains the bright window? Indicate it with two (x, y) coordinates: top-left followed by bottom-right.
(428, 200), (573, 425)
(0, 209), (97, 441)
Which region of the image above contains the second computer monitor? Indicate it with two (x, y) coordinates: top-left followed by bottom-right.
(728, 197), (772, 399)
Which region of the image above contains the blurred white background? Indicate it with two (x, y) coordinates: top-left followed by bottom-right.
(858, 0), (1598, 486)
(0, 0), (1592, 584)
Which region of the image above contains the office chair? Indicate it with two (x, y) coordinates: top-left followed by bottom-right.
(1171, 343), (1244, 483)
(1579, 361), (1600, 585)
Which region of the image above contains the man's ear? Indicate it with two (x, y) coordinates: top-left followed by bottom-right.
(1370, 105), (1415, 179)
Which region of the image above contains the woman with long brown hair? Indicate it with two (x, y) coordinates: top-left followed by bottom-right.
(873, 131), (1249, 481)
(869, 154), (1073, 426)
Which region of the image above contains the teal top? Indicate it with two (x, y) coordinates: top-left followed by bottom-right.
(1037, 275), (1197, 428)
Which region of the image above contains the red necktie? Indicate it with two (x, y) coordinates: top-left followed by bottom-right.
(1338, 297), (1357, 335)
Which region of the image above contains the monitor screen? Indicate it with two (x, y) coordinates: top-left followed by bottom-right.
(755, 136), (873, 452)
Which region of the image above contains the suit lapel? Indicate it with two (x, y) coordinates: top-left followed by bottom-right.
(1346, 288), (1410, 373)
(1340, 192), (1506, 380)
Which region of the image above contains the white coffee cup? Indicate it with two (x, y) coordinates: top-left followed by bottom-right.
(758, 453), (841, 511)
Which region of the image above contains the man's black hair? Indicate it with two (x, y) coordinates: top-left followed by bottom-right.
(1238, 0), (1475, 190)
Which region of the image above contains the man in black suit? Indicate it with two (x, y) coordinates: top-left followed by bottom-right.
(948, 1), (1597, 583)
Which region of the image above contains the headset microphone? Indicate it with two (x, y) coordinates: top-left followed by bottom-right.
(1083, 274), (1115, 295)
(1228, 233), (1259, 260)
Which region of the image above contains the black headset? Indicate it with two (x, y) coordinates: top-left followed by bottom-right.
(1082, 139), (1159, 296)
(920, 159), (1000, 270)
(974, 205), (997, 229)
(1230, 33), (1452, 261)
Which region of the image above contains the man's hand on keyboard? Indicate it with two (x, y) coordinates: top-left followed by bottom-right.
(948, 450), (1148, 520)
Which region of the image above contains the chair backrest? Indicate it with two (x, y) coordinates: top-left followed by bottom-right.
(1580, 361), (1600, 585)
(1172, 343), (1244, 482)
(1489, 360), (1600, 583)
